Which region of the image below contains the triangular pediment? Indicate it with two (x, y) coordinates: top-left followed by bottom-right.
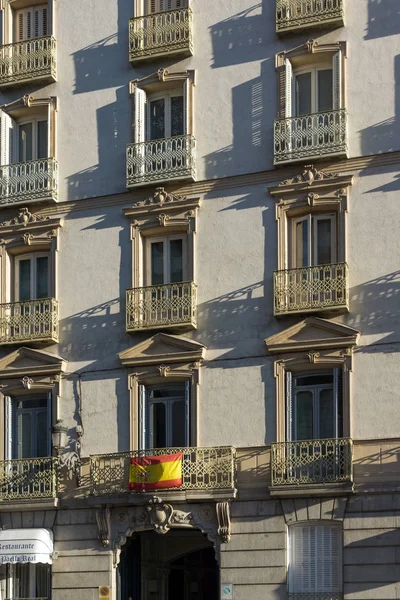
(0, 347), (66, 378)
(119, 333), (206, 367)
(265, 317), (359, 353)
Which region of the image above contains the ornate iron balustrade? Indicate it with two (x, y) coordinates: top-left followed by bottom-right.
(0, 158), (58, 206)
(0, 298), (59, 344)
(90, 446), (236, 496)
(276, 0), (344, 33)
(126, 282), (197, 331)
(0, 36), (56, 86)
(287, 594), (343, 600)
(129, 8), (193, 62)
(0, 457), (58, 500)
(274, 109), (347, 164)
(271, 438), (353, 486)
(126, 135), (196, 187)
(274, 263), (348, 315)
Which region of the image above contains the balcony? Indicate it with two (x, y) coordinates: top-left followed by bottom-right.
(274, 263), (349, 316)
(274, 109), (347, 165)
(271, 438), (353, 495)
(0, 158), (58, 206)
(276, 0), (344, 34)
(287, 595), (343, 600)
(0, 36), (56, 88)
(90, 446), (236, 498)
(0, 298), (59, 345)
(129, 8), (193, 64)
(126, 281), (197, 332)
(0, 457), (58, 500)
(126, 135), (196, 188)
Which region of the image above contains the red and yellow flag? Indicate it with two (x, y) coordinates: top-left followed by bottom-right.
(129, 453), (183, 491)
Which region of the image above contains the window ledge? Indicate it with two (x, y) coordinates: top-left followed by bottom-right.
(269, 481), (354, 498)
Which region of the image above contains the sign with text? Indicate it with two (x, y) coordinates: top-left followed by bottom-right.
(221, 584), (233, 600)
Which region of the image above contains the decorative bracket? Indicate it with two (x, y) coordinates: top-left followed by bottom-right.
(96, 506), (111, 548)
(216, 502), (231, 543)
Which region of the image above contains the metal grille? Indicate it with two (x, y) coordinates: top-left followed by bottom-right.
(276, 0), (344, 32)
(126, 282), (196, 331)
(274, 110), (347, 164)
(274, 263), (348, 315)
(90, 446), (236, 496)
(129, 8), (193, 61)
(126, 135), (196, 187)
(287, 595), (343, 600)
(0, 158), (58, 206)
(0, 298), (58, 344)
(0, 457), (58, 500)
(0, 36), (56, 86)
(271, 438), (353, 486)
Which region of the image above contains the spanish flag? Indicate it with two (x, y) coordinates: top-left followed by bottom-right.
(129, 453), (183, 491)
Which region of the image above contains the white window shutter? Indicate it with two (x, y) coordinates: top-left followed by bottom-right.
(138, 384), (146, 450)
(286, 371), (293, 441)
(284, 58), (293, 118)
(183, 78), (191, 135)
(333, 49), (342, 110)
(184, 380), (190, 446)
(0, 111), (15, 166)
(5, 396), (13, 460)
(133, 87), (147, 144)
(17, 10), (25, 42)
(333, 367), (343, 438)
(46, 102), (52, 158)
(33, 7), (48, 38)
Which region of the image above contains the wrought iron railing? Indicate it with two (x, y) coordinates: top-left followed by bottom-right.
(126, 282), (197, 331)
(274, 263), (348, 315)
(0, 36), (56, 86)
(271, 438), (353, 486)
(276, 0), (344, 32)
(274, 109), (347, 164)
(126, 135), (196, 187)
(0, 158), (58, 205)
(129, 8), (193, 61)
(287, 594), (343, 600)
(90, 446), (236, 496)
(0, 457), (58, 500)
(0, 298), (59, 344)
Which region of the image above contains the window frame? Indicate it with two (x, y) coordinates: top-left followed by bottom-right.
(9, 391), (52, 459)
(145, 232), (188, 286)
(293, 64), (334, 116)
(16, 114), (49, 162)
(147, 89), (184, 141)
(135, 0), (189, 18)
(290, 212), (337, 268)
(6, 562), (51, 599)
(14, 250), (50, 301)
(2, 0), (56, 46)
(14, 3), (48, 42)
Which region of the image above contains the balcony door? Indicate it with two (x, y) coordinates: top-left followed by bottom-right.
(15, 5), (48, 42)
(148, 92), (184, 141)
(17, 118), (49, 163)
(146, 0), (187, 14)
(139, 382), (190, 450)
(294, 67), (333, 117)
(10, 395), (51, 460)
(7, 563), (51, 600)
(13, 254), (50, 339)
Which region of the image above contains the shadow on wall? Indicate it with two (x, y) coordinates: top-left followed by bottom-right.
(348, 270), (400, 352)
(204, 59), (273, 179)
(360, 54), (399, 155)
(210, 2), (272, 69)
(67, 86), (129, 200)
(365, 0), (400, 39)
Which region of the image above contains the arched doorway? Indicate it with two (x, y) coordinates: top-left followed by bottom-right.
(118, 529), (219, 600)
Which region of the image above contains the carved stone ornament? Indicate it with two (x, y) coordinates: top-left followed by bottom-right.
(216, 502), (231, 544)
(307, 351), (320, 364)
(158, 364), (171, 377)
(96, 506), (111, 548)
(146, 496), (193, 535)
(1, 207), (49, 227)
(279, 165), (339, 187)
(21, 376), (33, 390)
(133, 187), (186, 208)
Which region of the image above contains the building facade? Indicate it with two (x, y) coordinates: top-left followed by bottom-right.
(0, 0), (398, 598)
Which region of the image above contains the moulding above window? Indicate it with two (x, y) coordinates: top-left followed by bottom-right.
(129, 69), (195, 94)
(0, 94), (57, 117)
(269, 165), (353, 199)
(276, 39), (347, 68)
(265, 317), (360, 354)
(123, 187), (201, 222)
(0, 346), (65, 380)
(280, 497), (348, 524)
(119, 332), (206, 368)
(0, 206), (62, 250)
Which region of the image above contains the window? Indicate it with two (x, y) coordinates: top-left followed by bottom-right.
(148, 91), (184, 140)
(15, 253), (50, 301)
(15, 5), (48, 42)
(288, 523), (342, 597)
(17, 118), (49, 162)
(293, 66), (333, 116)
(5, 563), (51, 599)
(139, 382), (190, 449)
(145, 0), (187, 15)
(290, 213), (336, 268)
(146, 234), (186, 286)
(6, 394), (51, 459)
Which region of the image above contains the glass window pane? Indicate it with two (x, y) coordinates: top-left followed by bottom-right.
(150, 402), (166, 448)
(317, 69), (333, 112)
(295, 219), (309, 267)
(171, 96), (184, 137)
(16, 412), (32, 458)
(295, 391), (313, 440)
(319, 388), (335, 438)
(12, 563), (30, 597)
(36, 564), (51, 597)
(151, 242), (164, 285)
(296, 374), (333, 387)
(36, 256), (49, 298)
(18, 259), (31, 301)
(151, 384), (185, 398)
(19, 123), (33, 162)
(37, 410), (48, 457)
(169, 239), (183, 283)
(37, 120), (48, 159)
(150, 99), (165, 140)
(295, 73), (312, 116)
(315, 219), (332, 265)
(171, 400), (186, 447)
